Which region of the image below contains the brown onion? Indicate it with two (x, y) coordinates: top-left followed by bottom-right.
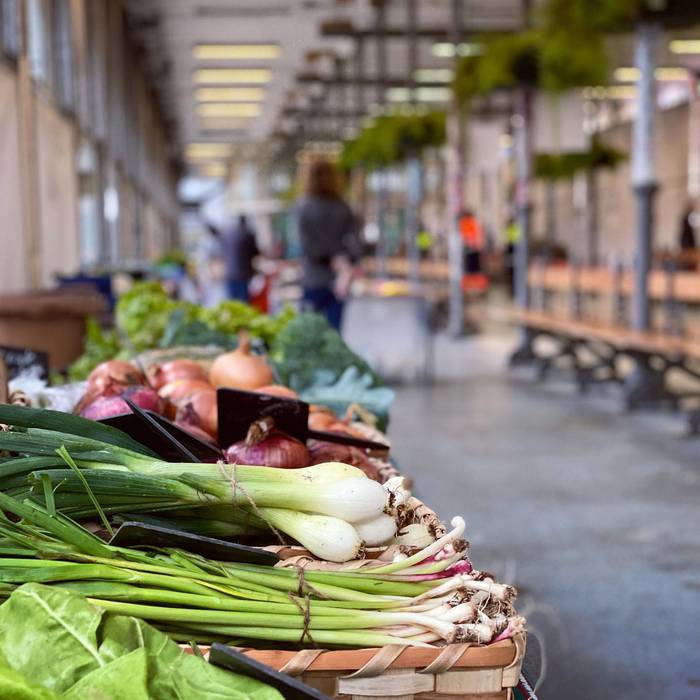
(225, 429), (309, 468)
(87, 360), (144, 391)
(175, 420), (218, 445)
(178, 389), (218, 437)
(159, 378), (212, 405)
(253, 384), (298, 400)
(308, 410), (339, 432)
(209, 332), (273, 391)
(307, 441), (379, 481)
(149, 359), (209, 390)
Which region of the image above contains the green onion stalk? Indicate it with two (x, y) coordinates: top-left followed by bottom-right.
(0, 415), (396, 562)
(0, 490), (523, 648)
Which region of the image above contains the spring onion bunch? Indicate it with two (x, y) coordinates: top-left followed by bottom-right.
(0, 491), (523, 648)
(0, 406), (410, 562)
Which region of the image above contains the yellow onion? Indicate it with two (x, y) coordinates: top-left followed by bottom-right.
(149, 359), (208, 390)
(159, 378), (212, 406)
(209, 333), (273, 391)
(177, 389), (218, 438)
(253, 384), (298, 400)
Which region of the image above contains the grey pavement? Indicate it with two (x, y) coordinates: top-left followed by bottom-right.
(354, 319), (700, 700)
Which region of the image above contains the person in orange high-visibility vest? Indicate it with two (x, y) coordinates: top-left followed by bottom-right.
(458, 210), (488, 291)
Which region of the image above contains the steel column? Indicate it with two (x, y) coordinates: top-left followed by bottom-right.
(514, 87), (533, 311)
(631, 21), (659, 332)
(447, 0), (465, 336)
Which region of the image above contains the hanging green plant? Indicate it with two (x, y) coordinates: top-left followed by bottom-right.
(541, 0), (700, 32)
(534, 138), (626, 181)
(452, 0), (700, 104)
(339, 112), (446, 171)
(453, 26), (608, 103)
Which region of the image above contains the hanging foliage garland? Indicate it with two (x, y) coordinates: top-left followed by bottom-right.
(454, 0), (700, 104)
(541, 0), (700, 32)
(534, 138), (627, 181)
(339, 112), (446, 171)
(453, 27), (608, 103)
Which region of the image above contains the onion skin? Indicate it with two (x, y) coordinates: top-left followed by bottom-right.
(209, 333), (274, 391)
(308, 441), (380, 481)
(175, 421), (218, 445)
(225, 430), (310, 468)
(158, 379), (212, 405)
(79, 386), (165, 420)
(308, 411), (338, 432)
(87, 360), (144, 391)
(150, 359), (209, 390)
(253, 385), (298, 399)
(178, 389), (218, 437)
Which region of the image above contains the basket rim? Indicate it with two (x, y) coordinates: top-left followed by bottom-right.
(194, 633), (525, 674)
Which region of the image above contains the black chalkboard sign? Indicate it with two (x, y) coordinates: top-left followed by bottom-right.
(0, 346), (50, 381)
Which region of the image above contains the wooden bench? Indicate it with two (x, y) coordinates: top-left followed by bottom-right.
(509, 263), (700, 414)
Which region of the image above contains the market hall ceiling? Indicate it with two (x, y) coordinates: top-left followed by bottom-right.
(121, 0), (525, 173)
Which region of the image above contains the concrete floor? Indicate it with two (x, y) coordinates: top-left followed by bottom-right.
(380, 326), (700, 700)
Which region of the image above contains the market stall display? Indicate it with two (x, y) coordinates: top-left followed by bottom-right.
(0, 287), (528, 699)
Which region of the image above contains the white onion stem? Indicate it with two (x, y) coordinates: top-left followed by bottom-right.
(368, 517), (466, 574)
(353, 513), (397, 545)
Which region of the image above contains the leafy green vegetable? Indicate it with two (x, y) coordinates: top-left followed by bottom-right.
(115, 282), (180, 351)
(270, 312), (379, 391)
(68, 281), (296, 379)
(300, 367), (395, 429)
(0, 651), (61, 700)
(159, 309), (236, 349)
(0, 584), (282, 700)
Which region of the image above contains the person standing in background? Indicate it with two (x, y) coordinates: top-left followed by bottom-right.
(222, 214), (259, 302)
(295, 160), (361, 331)
(503, 217), (520, 298)
(678, 201), (698, 271)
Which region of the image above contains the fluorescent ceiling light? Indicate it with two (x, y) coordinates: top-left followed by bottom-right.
(414, 68), (453, 83)
(185, 142), (233, 159)
(194, 68), (272, 84)
(670, 39), (700, 54)
(196, 162), (229, 178)
(386, 86), (451, 102)
(614, 66), (689, 82)
(195, 87), (266, 102)
(193, 44), (280, 60)
(431, 42), (483, 58)
(196, 103), (261, 118)
(198, 117), (251, 131)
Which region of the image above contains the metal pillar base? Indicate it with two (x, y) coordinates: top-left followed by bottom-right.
(623, 352), (677, 411)
(508, 328), (538, 367)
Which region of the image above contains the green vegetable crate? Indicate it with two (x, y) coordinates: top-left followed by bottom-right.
(195, 635), (525, 699)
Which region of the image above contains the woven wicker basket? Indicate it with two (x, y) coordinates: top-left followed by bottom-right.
(202, 634), (525, 700)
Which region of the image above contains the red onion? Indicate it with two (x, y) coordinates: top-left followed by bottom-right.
(307, 441), (380, 481)
(79, 386), (165, 421)
(225, 429), (309, 468)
